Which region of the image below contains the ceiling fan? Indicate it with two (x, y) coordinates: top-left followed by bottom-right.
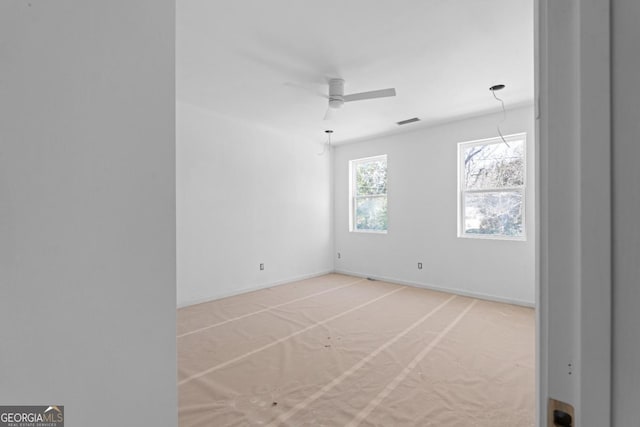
(324, 78), (396, 120)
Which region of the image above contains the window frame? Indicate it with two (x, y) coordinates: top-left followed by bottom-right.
(349, 154), (388, 234)
(457, 133), (527, 241)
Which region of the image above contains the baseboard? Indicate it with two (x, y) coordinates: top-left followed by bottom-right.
(333, 269), (535, 308)
(177, 269), (334, 308)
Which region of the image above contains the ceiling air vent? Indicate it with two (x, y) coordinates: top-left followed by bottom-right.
(396, 117), (420, 126)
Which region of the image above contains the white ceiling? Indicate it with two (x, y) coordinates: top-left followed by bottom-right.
(177, 0), (534, 144)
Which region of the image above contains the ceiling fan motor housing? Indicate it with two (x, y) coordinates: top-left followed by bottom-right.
(328, 78), (345, 108)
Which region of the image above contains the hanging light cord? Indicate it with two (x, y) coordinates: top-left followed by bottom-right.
(491, 88), (510, 148)
(317, 130), (332, 156)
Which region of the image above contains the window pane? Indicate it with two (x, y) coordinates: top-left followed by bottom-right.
(355, 196), (387, 231)
(356, 158), (387, 196)
(463, 139), (524, 190)
(464, 191), (523, 236)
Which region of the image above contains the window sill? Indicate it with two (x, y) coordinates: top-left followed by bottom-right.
(458, 233), (526, 242)
(350, 229), (388, 235)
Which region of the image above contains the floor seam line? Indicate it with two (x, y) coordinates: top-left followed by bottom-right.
(345, 299), (478, 427)
(178, 286), (405, 387)
(265, 294), (458, 427)
(177, 278), (366, 338)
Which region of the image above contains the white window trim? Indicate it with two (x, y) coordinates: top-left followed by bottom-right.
(349, 154), (388, 234)
(457, 132), (527, 241)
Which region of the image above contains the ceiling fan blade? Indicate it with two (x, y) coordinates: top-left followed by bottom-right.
(343, 88), (396, 102)
(323, 107), (335, 121)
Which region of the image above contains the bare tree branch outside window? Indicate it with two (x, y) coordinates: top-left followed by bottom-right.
(460, 136), (526, 238)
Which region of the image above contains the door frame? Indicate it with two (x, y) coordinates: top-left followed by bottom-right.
(536, 0), (612, 425)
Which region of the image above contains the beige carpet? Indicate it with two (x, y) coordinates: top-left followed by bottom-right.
(178, 274), (535, 426)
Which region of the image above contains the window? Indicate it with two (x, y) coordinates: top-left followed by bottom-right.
(349, 155), (388, 233)
(458, 133), (526, 239)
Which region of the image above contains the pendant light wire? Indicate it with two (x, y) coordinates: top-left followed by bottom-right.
(317, 130), (333, 156)
(490, 86), (510, 148)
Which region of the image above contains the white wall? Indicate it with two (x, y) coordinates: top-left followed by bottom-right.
(0, 1), (176, 425)
(177, 102), (333, 307)
(333, 106), (535, 306)
(612, 0), (640, 423)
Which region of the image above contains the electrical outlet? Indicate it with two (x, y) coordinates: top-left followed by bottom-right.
(418, 262), (423, 270)
(260, 263), (264, 270)
(337, 252), (341, 259)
